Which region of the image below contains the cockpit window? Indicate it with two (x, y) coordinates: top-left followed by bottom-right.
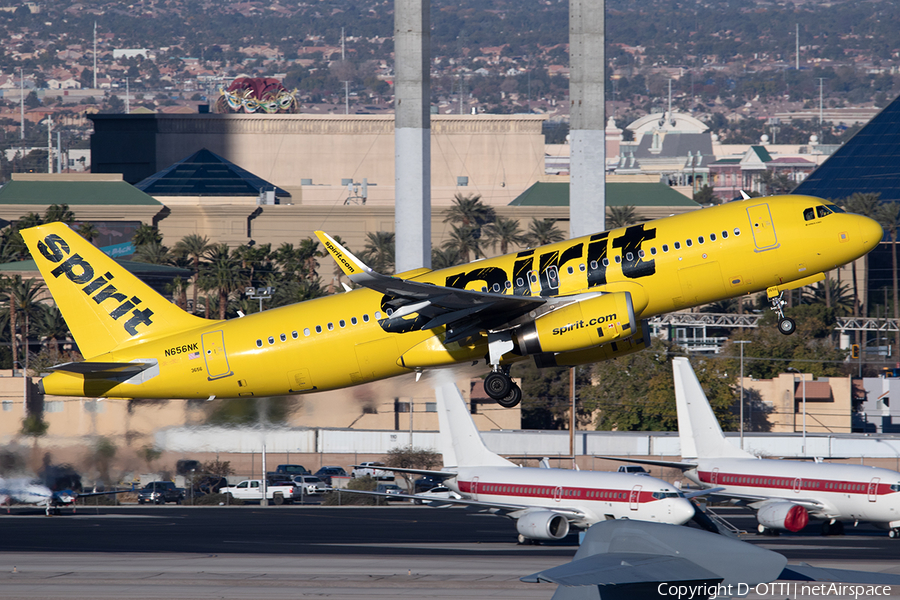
(830, 204), (845, 213)
(891, 483), (900, 492)
(816, 205), (834, 218)
(803, 207), (815, 221)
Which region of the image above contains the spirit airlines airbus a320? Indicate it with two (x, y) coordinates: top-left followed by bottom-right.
(23, 195), (880, 407)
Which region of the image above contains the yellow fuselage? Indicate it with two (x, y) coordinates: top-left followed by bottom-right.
(40, 195), (881, 399)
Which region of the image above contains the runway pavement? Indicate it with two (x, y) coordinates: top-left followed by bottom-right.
(0, 505), (898, 599)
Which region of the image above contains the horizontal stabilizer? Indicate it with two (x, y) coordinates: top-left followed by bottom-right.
(351, 466), (456, 479)
(521, 553), (720, 586)
(780, 565), (900, 585)
(49, 361), (154, 378)
(594, 456), (697, 471)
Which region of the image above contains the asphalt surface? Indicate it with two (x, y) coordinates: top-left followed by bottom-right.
(1, 504), (899, 599)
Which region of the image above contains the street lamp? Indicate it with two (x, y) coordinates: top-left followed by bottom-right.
(734, 340), (751, 449)
(245, 286), (273, 313)
(786, 367), (807, 456)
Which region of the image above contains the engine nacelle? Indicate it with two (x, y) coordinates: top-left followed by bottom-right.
(515, 292), (636, 356)
(534, 320), (651, 368)
(757, 502), (809, 532)
(515, 510), (570, 541)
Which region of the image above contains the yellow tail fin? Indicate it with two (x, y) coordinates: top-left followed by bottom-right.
(21, 223), (211, 359)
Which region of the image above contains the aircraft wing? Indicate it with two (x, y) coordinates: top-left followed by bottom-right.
(316, 231), (545, 342)
(521, 552), (721, 586)
(594, 456), (698, 471)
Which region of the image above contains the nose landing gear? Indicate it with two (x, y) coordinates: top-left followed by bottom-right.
(768, 290), (796, 335)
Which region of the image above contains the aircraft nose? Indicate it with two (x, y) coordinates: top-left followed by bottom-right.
(857, 214), (883, 249)
(672, 499), (695, 525)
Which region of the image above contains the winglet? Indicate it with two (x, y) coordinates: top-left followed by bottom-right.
(314, 231), (372, 278)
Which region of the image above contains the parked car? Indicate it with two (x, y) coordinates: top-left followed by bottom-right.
(414, 475), (444, 494)
(137, 481), (184, 505)
(271, 464), (310, 477)
(617, 465), (650, 476)
(351, 462), (394, 480)
(314, 466), (348, 486)
(293, 475), (328, 495)
(413, 486), (463, 505)
(376, 483), (404, 500)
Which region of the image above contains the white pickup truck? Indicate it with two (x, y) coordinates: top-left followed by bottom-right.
(221, 479), (299, 505)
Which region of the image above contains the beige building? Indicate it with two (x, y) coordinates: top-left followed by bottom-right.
(742, 372), (853, 435)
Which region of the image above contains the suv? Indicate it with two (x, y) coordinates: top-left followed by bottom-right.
(376, 483), (405, 499)
(272, 464), (310, 476)
(617, 465), (650, 476)
(293, 475), (328, 495)
(351, 462), (393, 480)
(314, 466), (348, 486)
(137, 481), (184, 504)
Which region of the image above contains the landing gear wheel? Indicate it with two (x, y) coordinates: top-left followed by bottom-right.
(821, 521), (833, 536)
(757, 524), (767, 535)
(889, 528), (900, 539)
(778, 317), (796, 335)
(757, 524), (778, 536)
(517, 534), (533, 545)
(484, 371), (512, 400)
(831, 520), (844, 535)
(497, 384), (522, 409)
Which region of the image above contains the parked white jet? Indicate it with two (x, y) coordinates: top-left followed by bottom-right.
(364, 376), (696, 543)
(607, 357), (900, 537)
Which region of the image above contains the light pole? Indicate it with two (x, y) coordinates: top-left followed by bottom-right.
(787, 367), (807, 456)
(734, 340), (751, 449)
(245, 286), (273, 313)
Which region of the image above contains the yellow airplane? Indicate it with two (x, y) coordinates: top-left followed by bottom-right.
(23, 195), (880, 408)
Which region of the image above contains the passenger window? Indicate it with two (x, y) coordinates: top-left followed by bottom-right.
(303, 328), (310, 336)
(579, 263), (585, 272)
(804, 207), (815, 221)
(481, 286), (487, 292)
(256, 339), (262, 348)
(492, 283), (501, 292)
(602, 258), (609, 267)
(327, 322), (334, 331)
(363, 314), (370, 322)
(504, 280), (512, 289)
(698, 236), (704, 244)
(386, 309), (393, 316)
(516, 277), (525, 286)
(650, 247), (657, 255)
(546, 266), (559, 288)
(816, 205), (833, 218)
(722, 230), (728, 239)
(567, 266), (574, 275)
(625, 252), (634, 261)
(662, 244), (669, 252)
(686, 239), (693, 247)
(638, 250), (645, 258)
(374, 311), (382, 319)
(351, 317), (358, 325)
(529, 272), (538, 284)
(315, 325), (322, 333)
(292, 331), (298, 339)
(268, 336), (274, 345)
(590, 261), (598, 269)
(734, 228), (741, 235)
(339, 320), (346, 328)
(710, 233), (716, 241)
(280, 333), (286, 342)
(674, 242), (681, 250)
(614, 255), (621, 263)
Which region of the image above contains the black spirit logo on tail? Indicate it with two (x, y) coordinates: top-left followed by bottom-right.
(37, 233), (155, 335)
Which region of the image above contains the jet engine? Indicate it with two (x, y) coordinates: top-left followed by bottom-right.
(516, 510), (570, 541)
(534, 320), (651, 368)
(756, 502), (808, 532)
(514, 292), (636, 356)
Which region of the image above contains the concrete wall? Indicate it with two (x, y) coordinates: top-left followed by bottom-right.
(742, 373), (853, 434)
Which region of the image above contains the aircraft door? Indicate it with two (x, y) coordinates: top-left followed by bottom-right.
(793, 478), (802, 493)
(629, 485), (642, 510)
(471, 477), (479, 501)
(869, 477), (880, 503)
(201, 330), (233, 380)
(553, 486), (563, 502)
(711, 468), (719, 485)
(745, 203), (780, 251)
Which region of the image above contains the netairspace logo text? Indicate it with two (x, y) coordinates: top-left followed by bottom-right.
(657, 582), (892, 599)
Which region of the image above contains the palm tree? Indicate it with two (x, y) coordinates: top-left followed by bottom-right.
(274, 243), (301, 278)
(43, 204), (75, 224)
(442, 224), (485, 263)
(173, 234), (211, 314)
(443, 193), (496, 227)
(523, 218), (565, 247)
(10, 278), (46, 372)
(606, 205), (643, 229)
(132, 224), (163, 248)
(432, 247), (462, 269)
(360, 231), (395, 274)
(877, 202), (900, 358)
(484, 216), (524, 255)
(200, 244), (243, 320)
(76, 222), (100, 244)
(295, 238), (322, 280)
(35, 305), (69, 360)
(0, 275), (19, 369)
(132, 241), (172, 265)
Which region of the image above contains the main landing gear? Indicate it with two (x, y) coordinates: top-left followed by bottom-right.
(484, 333), (522, 408)
(821, 519), (844, 536)
(889, 528), (900, 539)
(768, 290), (796, 336)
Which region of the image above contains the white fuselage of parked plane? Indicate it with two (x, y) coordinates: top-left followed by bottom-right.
(688, 458), (900, 526)
(450, 466), (695, 526)
(0, 477), (57, 508)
